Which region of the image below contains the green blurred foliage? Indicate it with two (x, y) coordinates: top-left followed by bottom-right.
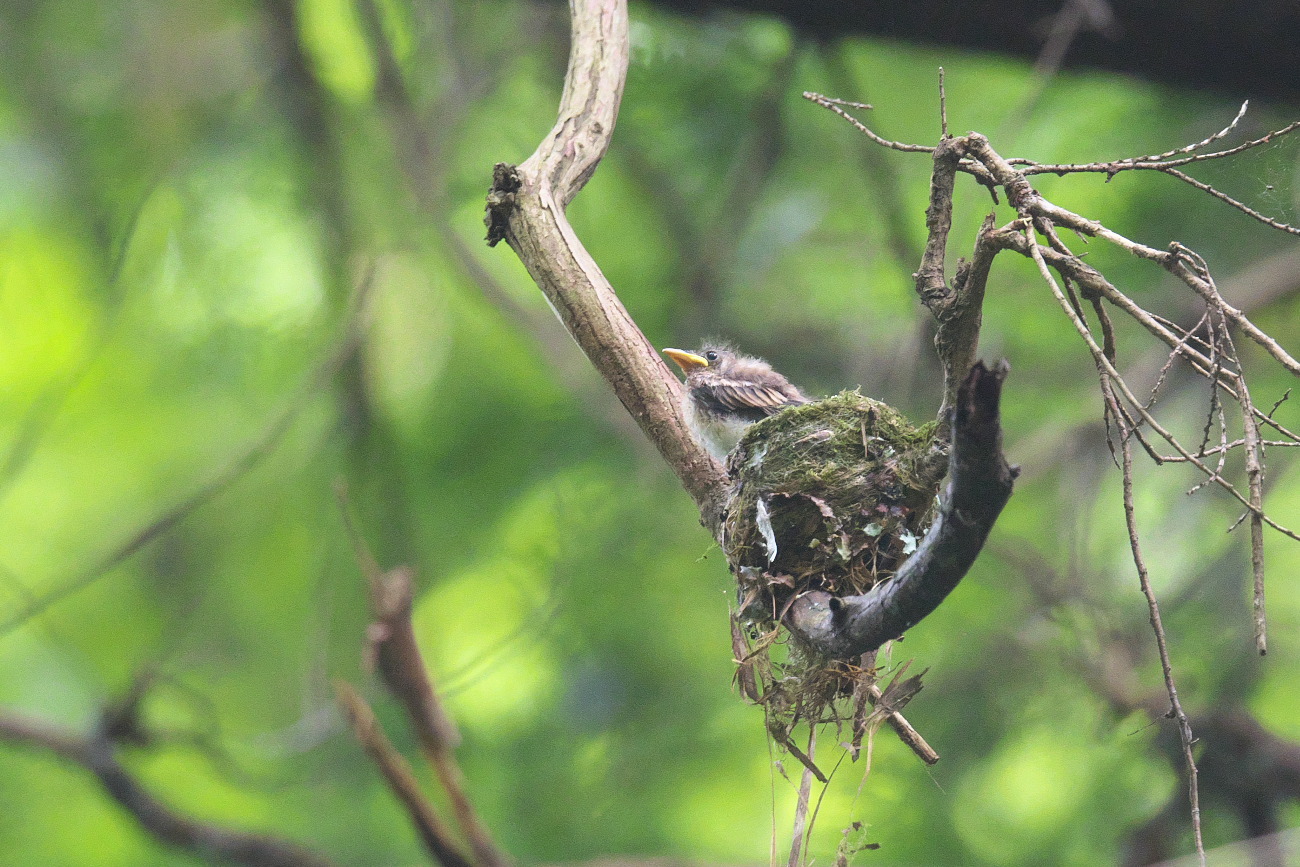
(0, 0), (1298, 864)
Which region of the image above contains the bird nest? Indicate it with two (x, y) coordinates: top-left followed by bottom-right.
(722, 392), (947, 742)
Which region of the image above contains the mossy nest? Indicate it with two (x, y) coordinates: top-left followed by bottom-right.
(724, 391), (948, 629)
(723, 392), (948, 743)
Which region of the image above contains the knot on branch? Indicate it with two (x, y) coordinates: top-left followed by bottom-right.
(484, 162), (522, 247)
(1004, 175), (1039, 213)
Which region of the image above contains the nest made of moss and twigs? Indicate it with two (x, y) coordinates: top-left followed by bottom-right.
(724, 390), (947, 627)
(725, 391), (946, 750)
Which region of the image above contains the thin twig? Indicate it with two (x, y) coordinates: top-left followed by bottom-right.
(1199, 280), (1269, 655)
(1160, 167), (1300, 236)
(865, 680), (940, 765)
(1001, 103), (1300, 237)
(1118, 437), (1207, 865)
(1024, 226), (1300, 542)
(965, 134), (1300, 376)
(1019, 116), (1300, 175)
(1161, 439), (1300, 461)
(937, 68), (947, 138)
(803, 92), (934, 153)
(787, 727), (816, 867)
(1026, 221), (1205, 862)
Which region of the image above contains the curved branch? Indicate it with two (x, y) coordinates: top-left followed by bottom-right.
(786, 362), (1016, 658)
(485, 0), (728, 532)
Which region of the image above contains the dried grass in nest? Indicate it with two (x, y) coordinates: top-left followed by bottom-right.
(723, 391), (947, 738)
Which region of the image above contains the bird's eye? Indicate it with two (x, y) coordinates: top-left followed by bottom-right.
(705, 350), (719, 362)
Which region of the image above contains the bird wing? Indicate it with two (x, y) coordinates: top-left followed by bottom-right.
(692, 379), (806, 421)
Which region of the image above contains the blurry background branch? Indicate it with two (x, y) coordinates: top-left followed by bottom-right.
(339, 494), (509, 867)
(0, 273), (374, 637)
(1008, 542), (1300, 866)
(335, 682), (476, 867)
(0, 703), (335, 867)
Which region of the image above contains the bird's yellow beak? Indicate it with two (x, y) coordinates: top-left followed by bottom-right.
(662, 347), (709, 373)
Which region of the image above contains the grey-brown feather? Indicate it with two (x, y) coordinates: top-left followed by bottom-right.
(680, 345), (809, 458)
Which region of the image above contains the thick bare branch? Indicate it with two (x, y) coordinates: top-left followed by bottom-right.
(485, 0), (728, 533)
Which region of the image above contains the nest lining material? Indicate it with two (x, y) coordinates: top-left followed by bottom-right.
(722, 391), (947, 735)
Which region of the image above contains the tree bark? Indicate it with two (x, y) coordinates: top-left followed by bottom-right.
(485, 0), (730, 533)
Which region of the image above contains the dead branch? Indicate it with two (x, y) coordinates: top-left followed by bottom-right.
(864, 678), (940, 766)
(805, 94), (1300, 861)
(0, 710), (335, 867)
(1001, 103), (1300, 236)
(805, 100), (1300, 556)
(1117, 432), (1206, 862)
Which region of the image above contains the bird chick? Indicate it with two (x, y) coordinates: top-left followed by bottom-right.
(662, 344), (809, 459)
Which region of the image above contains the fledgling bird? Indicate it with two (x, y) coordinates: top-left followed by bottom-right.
(662, 344), (810, 459)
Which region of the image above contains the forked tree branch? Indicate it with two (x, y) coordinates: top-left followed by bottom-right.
(484, 0), (729, 534)
(914, 129), (1000, 427)
(800, 94), (1300, 862)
